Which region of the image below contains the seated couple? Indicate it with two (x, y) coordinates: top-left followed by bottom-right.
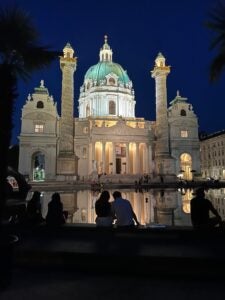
(95, 190), (140, 228)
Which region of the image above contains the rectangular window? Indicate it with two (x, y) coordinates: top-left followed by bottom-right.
(181, 130), (188, 138)
(35, 124), (44, 133)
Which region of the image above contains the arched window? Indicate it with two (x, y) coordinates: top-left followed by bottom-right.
(37, 101), (44, 109)
(180, 109), (186, 116)
(109, 77), (115, 85)
(109, 101), (116, 115)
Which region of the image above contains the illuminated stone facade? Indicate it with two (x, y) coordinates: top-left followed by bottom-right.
(18, 37), (200, 182)
(18, 81), (59, 180)
(200, 131), (225, 180)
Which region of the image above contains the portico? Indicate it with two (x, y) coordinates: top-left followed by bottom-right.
(90, 140), (151, 175)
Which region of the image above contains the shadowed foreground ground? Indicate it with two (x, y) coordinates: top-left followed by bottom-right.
(1, 225), (225, 299)
(2, 268), (225, 300)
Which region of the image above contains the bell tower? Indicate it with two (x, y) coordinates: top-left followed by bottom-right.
(151, 53), (175, 178)
(57, 43), (78, 178)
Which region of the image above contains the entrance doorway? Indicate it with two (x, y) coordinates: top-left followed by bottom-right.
(116, 158), (121, 174)
(115, 143), (126, 174)
(180, 153), (192, 180)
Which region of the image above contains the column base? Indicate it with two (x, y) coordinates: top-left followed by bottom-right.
(155, 155), (176, 178)
(57, 153), (78, 176)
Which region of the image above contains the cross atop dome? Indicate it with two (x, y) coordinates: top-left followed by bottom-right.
(102, 35), (110, 50)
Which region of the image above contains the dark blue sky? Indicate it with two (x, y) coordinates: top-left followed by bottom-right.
(1, 0), (224, 144)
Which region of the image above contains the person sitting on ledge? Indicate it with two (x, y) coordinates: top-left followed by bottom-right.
(95, 190), (113, 227)
(112, 191), (140, 228)
(190, 187), (223, 229)
(26, 191), (44, 225)
(46, 192), (66, 227)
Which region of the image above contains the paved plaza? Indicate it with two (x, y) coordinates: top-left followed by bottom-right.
(1, 225), (225, 299)
(1, 267), (225, 300)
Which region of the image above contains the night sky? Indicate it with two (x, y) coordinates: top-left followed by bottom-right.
(1, 0), (224, 144)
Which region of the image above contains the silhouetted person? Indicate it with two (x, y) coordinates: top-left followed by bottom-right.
(26, 191), (44, 225)
(191, 188), (223, 229)
(112, 191), (140, 228)
(95, 190), (113, 227)
(46, 193), (65, 227)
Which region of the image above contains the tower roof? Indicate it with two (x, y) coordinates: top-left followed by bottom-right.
(34, 80), (49, 95)
(62, 42), (75, 59)
(169, 90), (188, 105)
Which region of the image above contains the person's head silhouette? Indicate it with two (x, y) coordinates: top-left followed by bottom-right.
(195, 188), (205, 198)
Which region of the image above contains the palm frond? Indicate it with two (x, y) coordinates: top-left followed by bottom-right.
(210, 50), (225, 81)
(0, 6), (61, 80)
(206, 1), (225, 81)
(0, 6), (38, 56)
(23, 47), (61, 72)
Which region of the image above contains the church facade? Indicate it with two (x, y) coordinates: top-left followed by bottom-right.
(18, 37), (200, 182)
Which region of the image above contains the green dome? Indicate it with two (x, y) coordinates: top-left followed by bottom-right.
(84, 61), (130, 85)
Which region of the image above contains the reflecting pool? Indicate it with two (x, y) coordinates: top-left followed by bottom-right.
(27, 188), (225, 227)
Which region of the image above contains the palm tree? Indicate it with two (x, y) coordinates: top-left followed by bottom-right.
(206, 1), (225, 81)
(0, 7), (60, 224)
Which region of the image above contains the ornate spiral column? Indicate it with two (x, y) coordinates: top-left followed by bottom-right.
(151, 53), (175, 177)
(57, 43), (78, 177)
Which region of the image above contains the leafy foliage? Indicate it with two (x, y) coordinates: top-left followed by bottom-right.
(0, 6), (60, 224)
(206, 1), (225, 81)
(0, 6), (61, 80)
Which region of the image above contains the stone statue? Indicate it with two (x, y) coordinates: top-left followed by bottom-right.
(40, 80), (44, 88)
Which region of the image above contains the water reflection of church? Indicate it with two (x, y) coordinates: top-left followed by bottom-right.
(18, 37), (200, 182)
(37, 189), (190, 226)
(33, 188), (225, 227)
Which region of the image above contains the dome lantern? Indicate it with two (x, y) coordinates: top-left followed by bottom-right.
(99, 35), (113, 62)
